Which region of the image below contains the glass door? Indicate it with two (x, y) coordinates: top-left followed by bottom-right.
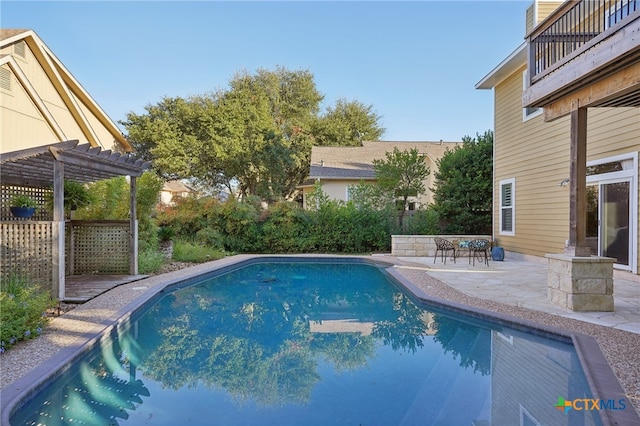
(588, 180), (631, 267)
(601, 181), (630, 267)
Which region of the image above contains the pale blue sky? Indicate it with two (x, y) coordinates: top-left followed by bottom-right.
(1, 1), (531, 142)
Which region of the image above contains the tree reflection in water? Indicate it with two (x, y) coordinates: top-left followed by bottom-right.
(11, 261), (497, 425)
(431, 314), (492, 375)
(134, 262), (437, 405)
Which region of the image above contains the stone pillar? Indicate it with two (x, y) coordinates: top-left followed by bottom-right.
(546, 254), (615, 311)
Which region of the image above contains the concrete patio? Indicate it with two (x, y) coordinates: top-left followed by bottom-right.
(399, 255), (640, 334)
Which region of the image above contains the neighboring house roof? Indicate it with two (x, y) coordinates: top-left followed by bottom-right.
(162, 180), (195, 194)
(0, 29), (132, 152)
(309, 141), (461, 180)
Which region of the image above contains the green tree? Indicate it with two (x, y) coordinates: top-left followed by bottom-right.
(312, 98), (385, 146)
(123, 67), (322, 202)
(431, 130), (493, 234)
(373, 147), (430, 228)
(122, 66), (386, 202)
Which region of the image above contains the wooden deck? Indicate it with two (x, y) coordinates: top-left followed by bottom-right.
(63, 274), (150, 303)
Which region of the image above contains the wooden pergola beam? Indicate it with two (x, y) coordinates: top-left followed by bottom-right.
(543, 62), (640, 121)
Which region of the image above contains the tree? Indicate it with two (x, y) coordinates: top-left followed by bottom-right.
(431, 130), (493, 234)
(372, 147), (430, 228)
(123, 66), (322, 202)
(311, 98), (385, 146)
(122, 66), (385, 203)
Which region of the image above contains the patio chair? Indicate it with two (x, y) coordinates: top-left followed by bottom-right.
(468, 239), (490, 266)
(434, 237), (456, 264)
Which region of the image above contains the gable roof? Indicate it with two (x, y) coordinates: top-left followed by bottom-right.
(0, 29), (132, 152)
(309, 141), (461, 180)
(162, 180), (196, 193)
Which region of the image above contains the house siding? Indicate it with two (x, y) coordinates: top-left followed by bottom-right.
(526, 1), (564, 34)
(1, 33), (122, 153)
(303, 141), (460, 209)
(493, 64), (640, 270)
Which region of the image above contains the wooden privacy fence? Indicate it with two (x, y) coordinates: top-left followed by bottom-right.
(66, 221), (131, 275)
(1, 220), (131, 287)
(0, 221), (54, 288)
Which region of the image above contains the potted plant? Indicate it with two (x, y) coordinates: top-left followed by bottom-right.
(45, 180), (93, 219)
(9, 195), (37, 218)
(62, 181), (92, 218)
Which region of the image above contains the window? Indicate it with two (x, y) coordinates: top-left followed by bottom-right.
(522, 71), (542, 120)
(607, 0), (638, 28)
(500, 178), (515, 236)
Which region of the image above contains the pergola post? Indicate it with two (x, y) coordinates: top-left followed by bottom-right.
(129, 176), (138, 275)
(52, 160), (66, 300)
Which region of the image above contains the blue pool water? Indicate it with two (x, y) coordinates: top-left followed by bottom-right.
(10, 261), (600, 425)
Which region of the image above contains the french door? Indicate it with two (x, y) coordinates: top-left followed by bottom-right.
(586, 179), (632, 269)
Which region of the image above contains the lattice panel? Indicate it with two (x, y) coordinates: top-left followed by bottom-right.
(0, 184), (52, 221)
(0, 222), (53, 289)
(69, 222), (130, 274)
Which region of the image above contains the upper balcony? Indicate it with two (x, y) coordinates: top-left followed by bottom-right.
(523, 0), (640, 118)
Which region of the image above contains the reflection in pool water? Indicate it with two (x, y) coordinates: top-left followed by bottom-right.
(11, 261), (599, 425)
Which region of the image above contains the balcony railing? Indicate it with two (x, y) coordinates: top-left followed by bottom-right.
(529, 0), (639, 82)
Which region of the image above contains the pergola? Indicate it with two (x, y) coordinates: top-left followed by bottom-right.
(0, 140), (151, 300)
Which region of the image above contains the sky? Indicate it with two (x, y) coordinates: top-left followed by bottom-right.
(1, 1), (531, 142)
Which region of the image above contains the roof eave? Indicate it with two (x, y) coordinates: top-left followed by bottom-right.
(4, 29), (132, 152)
(476, 42), (527, 90)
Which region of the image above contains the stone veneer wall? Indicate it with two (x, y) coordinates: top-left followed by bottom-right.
(391, 235), (493, 257)
(546, 254), (615, 311)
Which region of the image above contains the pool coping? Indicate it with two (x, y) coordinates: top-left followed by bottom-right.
(2, 254), (638, 425)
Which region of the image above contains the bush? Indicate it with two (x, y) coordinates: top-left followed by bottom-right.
(173, 240), (225, 263)
(138, 249), (166, 274)
(260, 201), (315, 253)
(404, 209), (441, 235)
(156, 196), (217, 238)
(212, 198), (262, 253)
(195, 227), (224, 249)
(0, 276), (57, 353)
(158, 192), (394, 255)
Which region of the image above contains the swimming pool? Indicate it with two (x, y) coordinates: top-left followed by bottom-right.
(1, 257), (631, 425)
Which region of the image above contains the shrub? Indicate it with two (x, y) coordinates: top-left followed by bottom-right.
(138, 249), (166, 274)
(0, 276), (57, 353)
(260, 201), (315, 253)
(404, 208), (441, 235)
(211, 198), (262, 253)
(195, 227), (224, 249)
(173, 240), (225, 263)
(156, 196), (214, 237)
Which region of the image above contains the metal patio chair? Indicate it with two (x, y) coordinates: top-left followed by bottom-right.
(434, 237), (456, 264)
(468, 239), (490, 266)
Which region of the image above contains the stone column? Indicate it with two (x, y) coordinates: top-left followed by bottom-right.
(546, 254), (615, 311)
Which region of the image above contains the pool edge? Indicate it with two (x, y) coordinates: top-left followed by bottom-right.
(386, 264), (640, 426)
(2, 254), (637, 425)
